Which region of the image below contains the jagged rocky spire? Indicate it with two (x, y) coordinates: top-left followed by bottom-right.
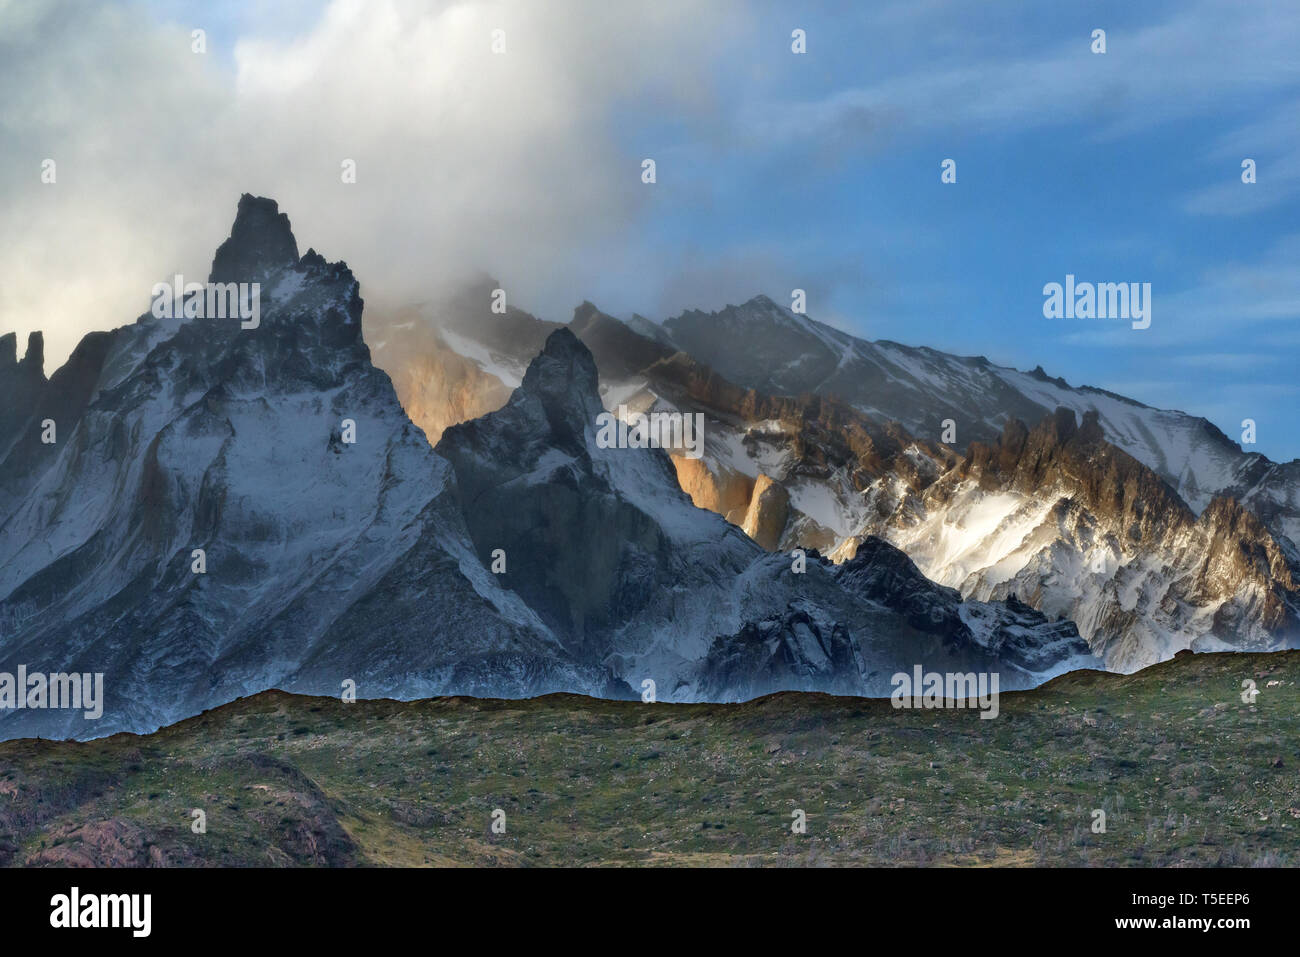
(209, 194), (300, 284)
(20, 331), (43, 373)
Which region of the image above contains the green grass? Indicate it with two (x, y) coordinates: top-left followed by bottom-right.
(1, 650), (1296, 866)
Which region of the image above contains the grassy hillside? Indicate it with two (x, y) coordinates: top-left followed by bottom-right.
(1, 650), (1296, 867)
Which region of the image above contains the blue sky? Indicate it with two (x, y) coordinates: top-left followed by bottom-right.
(6, 0), (1299, 461)
(597, 0), (1300, 461)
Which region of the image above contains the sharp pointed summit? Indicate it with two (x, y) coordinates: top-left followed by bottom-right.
(209, 193), (300, 284)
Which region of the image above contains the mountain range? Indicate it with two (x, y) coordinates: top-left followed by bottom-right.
(0, 196), (1103, 740)
(366, 276), (1300, 674)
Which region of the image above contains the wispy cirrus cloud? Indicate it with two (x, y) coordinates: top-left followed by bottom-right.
(1184, 99), (1300, 216)
(740, 0), (1300, 150)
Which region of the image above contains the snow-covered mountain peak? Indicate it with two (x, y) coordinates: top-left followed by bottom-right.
(670, 293), (843, 344)
(652, 293), (1299, 534)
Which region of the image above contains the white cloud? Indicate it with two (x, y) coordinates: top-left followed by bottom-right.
(0, 0), (742, 370)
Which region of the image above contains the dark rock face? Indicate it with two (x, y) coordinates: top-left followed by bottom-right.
(664, 295), (843, 399)
(833, 536), (1090, 674)
(835, 536), (967, 637)
(698, 608), (863, 699)
(0, 333), (49, 464)
(568, 302), (675, 380)
(209, 193), (300, 284)
(0, 329), (115, 507)
(698, 540), (1096, 701)
(436, 327), (758, 653)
